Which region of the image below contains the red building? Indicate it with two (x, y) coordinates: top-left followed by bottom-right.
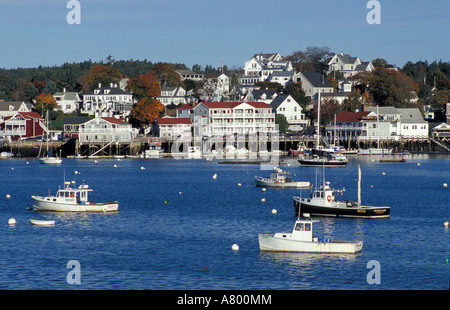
(0, 112), (45, 140)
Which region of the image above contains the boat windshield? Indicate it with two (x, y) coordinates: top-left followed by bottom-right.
(57, 190), (76, 198)
(294, 222), (311, 231)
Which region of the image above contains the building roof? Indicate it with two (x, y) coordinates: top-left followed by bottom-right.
(157, 117), (192, 125)
(397, 108), (426, 124)
(270, 95), (299, 110)
(63, 117), (92, 125)
(201, 101), (272, 109)
(332, 111), (371, 123)
(300, 72), (333, 88)
(335, 53), (358, 65)
(84, 87), (131, 96)
(0, 101), (27, 111)
(100, 117), (130, 125)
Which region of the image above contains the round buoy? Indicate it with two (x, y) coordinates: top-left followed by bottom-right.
(237, 183), (242, 186)
(231, 244), (239, 251)
(417, 163), (421, 166)
(8, 218), (16, 225)
(6, 194), (11, 199)
(261, 198), (266, 203)
(141, 166), (145, 170)
(382, 172), (385, 175)
(444, 221), (449, 228)
(262, 188), (266, 192)
(212, 174), (217, 179)
(178, 191), (183, 195)
(443, 183), (448, 188)
(271, 209), (277, 214)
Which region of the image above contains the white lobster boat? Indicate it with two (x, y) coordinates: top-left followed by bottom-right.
(258, 217), (363, 254)
(32, 181), (118, 212)
(255, 167), (310, 188)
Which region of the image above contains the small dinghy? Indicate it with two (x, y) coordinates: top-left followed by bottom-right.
(30, 219), (55, 226)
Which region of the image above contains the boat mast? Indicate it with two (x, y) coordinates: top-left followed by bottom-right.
(357, 165), (361, 207)
(316, 92), (321, 148)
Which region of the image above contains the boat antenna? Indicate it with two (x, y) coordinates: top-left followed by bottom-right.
(298, 189), (303, 220)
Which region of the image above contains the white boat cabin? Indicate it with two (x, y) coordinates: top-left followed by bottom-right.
(55, 183), (92, 205)
(274, 219), (319, 242)
(310, 182), (344, 205)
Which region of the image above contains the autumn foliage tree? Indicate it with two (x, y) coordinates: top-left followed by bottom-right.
(127, 73), (164, 125)
(35, 92), (57, 115)
(82, 65), (123, 91)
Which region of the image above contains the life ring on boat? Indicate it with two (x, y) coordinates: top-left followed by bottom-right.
(327, 195), (332, 202)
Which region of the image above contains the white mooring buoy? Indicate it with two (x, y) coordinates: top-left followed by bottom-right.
(231, 244), (239, 251)
(271, 209), (277, 214)
(8, 218), (16, 226)
(444, 221), (450, 228)
(261, 198), (266, 203)
(443, 183), (448, 188)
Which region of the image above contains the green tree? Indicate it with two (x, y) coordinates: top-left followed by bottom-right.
(275, 114), (289, 132)
(23, 83), (38, 102)
(358, 68), (419, 107)
(284, 83), (309, 111)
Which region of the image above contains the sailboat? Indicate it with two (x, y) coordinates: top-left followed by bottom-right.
(292, 165), (390, 218)
(298, 92), (348, 166)
(38, 110), (62, 164)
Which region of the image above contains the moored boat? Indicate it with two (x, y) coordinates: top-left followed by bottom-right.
(258, 217), (363, 254)
(255, 167), (310, 188)
(32, 180), (118, 212)
(298, 154), (347, 167)
(293, 165), (390, 218)
(30, 219), (55, 226)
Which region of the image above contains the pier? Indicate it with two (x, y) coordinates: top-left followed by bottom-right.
(1, 134), (449, 157)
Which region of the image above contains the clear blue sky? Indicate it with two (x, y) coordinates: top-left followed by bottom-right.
(0, 0), (448, 70)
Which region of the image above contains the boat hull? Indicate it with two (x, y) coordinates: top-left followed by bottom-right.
(39, 157), (62, 164)
(258, 234), (363, 254)
(298, 159), (347, 167)
(30, 219), (55, 226)
(255, 177), (310, 188)
(32, 196), (118, 212)
(293, 197), (390, 218)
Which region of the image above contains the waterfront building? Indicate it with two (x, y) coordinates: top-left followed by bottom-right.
(270, 95), (308, 131)
(194, 101), (275, 137)
(0, 112), (45, 140)
(63, 117), (92, 140)
(325, 107), (429, 144)
(157, 117), (192, 139)
(78, 117), (138, 144)
(82, 84), (135, 117)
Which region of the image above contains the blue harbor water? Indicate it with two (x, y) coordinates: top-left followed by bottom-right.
(0, 155), (448, 290)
